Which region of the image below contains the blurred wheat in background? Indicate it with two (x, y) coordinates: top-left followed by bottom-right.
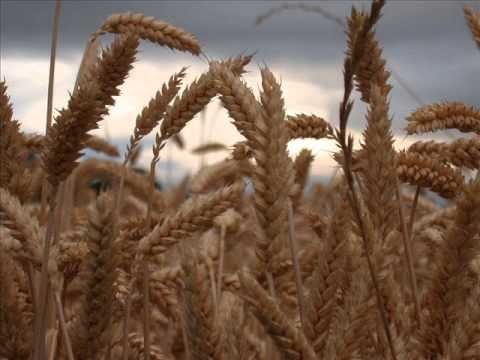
(1, 1), (480, 359)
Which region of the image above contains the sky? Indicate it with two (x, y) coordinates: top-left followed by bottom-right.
(1, 0), (479, 184)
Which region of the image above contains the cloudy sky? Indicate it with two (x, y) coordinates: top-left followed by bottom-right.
(1, 0), (479, 183)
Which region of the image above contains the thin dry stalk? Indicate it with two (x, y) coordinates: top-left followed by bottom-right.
(286, 200), (307, 334)
(121, 290), (133, 360)
(39, 0), (62, 223)
(54, 293), (74, 360)
(191, 142), (229, 155)
(408, 186), (421, 237)
(142, 262), (151, 360)
(34, 187), (62, 360)
(216, 225), (226, 311)
(394, 182), (421, 326)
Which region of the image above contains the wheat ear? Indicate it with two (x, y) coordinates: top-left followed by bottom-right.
(144, 55), (253, 226)
(304, 197), (351, 355)
(405, 101), (480, 135)
(0, 253), (32, 358)
(37, 35), (113, 353)
(408, 137), (480, 170)
(0, 188), (43, 268)
(360, 84), (397, 240)
(415, 175), (480, 357)
(239, 271), (317, 360)
(396, 151), (464, 198)
(463, 5), (480, 50)
(41, 81), (106, 187)
(139, 181), (244, 258)
(125, 67), (187, 164)
(292, 149), (314, 206)
(89, 34), (140, 109)
(181, 249), (222, 360)
(286, 114), (334, 139)
(0, 81), (31, 203)
(348, 14), (391, 102)
(334, 1), (398, 358)
(228, 113), (333, 162)
(212, 64), (296, 279)
(70, 194), (119, 359)
(94, 12), (201, 55)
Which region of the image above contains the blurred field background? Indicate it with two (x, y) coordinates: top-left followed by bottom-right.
(1, 0), (479, 186)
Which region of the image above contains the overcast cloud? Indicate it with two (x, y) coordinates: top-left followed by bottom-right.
(1, 0), (479, 182)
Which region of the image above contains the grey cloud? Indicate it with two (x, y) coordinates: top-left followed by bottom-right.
(1, 0), (479, 137)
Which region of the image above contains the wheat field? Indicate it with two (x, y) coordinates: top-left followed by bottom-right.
(1, 1), (480, 359)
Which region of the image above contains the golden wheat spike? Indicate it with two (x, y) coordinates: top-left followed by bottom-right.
(463, 5), (480, 50)
(397, 151), (464, 198)
(406, 101), (480, 135)
(95, 12), (201, 55)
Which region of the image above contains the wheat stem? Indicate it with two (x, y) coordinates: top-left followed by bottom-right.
(395, 181), (421, 327)
(121, 286), (133, 360)
(216, 225), (226, 312)
(287, 200), (307, 334)
(33, 194), (58, 360)
(408, 185), (421, 237)
(54, 292), (75, 360)
(40, 0), (62, 222)
(142, 262), (151, 360)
